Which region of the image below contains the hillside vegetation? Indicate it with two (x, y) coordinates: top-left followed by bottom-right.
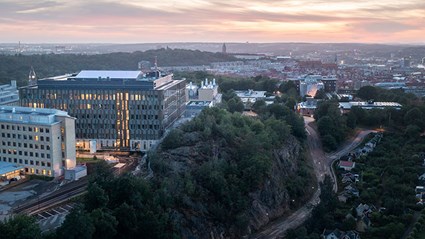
(35, 106), (313, 239)
(0, 48), (237, 86)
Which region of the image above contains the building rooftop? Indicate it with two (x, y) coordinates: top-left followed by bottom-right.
(187, 101), (212, 107)
(339, 101), (402, 110)
(339, 160), (355, 168)
(75, 70), (142, 79)
(0, 161), (23, 176)
(235, 89), (267, 98)
(0, 106), (70, 125)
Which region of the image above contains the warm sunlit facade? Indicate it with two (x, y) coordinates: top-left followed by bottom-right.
(20, 70), (186, 151)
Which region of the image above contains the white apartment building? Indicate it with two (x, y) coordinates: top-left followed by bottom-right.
(0, 106), (76, 177)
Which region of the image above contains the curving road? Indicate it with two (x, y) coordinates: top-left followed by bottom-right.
(250, 117), (376, 239)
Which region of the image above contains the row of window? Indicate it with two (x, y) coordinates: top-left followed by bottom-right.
(24, 168), (52, 176)
(0, 124), (50, 133)
(24, 91), (162, 101)
(2, 157), (52, 167)
(1, 149), (51, 158)
(1, 141), (51, 150)
(1, 133), (50, 141)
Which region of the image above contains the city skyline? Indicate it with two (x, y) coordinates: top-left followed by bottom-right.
(0, 0), (424, 44)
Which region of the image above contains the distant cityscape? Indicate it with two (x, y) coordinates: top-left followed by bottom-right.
(1, 42), (425, 238)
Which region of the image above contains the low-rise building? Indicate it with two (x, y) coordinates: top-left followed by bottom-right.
(339, 160), (356, 171)
(185, 101), (214, 117)
(235, 89), (268, 109)
(339, 101), (402, 113)
(0, 81), (19, 106)
(0, 106), (76, 177)
(297, 97), (318, 116)
(185, 79), (222, 117)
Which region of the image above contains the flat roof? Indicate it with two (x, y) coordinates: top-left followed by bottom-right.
(114, 163), (126, 169)
(0, 106), (70, 125)
(76, 70), (142, 79)
(339, 101), (402, 109)
(235, 90), (267, 98)
(340, 160), (355, 167)
(0, 161), (23, 175)
(187, 101), (212, 106)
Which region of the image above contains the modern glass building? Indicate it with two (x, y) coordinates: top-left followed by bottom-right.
(20, 70), (186, 151)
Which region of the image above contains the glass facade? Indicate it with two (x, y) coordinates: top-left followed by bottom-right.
(20, 74), (186, 151)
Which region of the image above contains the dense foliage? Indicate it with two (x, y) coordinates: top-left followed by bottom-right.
(292, 86), (425, 238)
(45, 106), (310, 238)
(0, 49), (237, 86)
(0, 215), (42, 239)
(288, 132), (425, 239)
(314, 100), (349, 151)
(315, 86), (425, 151)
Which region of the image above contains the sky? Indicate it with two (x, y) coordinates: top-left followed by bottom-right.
(0, 0), (424, 44)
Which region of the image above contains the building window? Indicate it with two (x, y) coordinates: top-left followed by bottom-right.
(30, 160), (34, 165)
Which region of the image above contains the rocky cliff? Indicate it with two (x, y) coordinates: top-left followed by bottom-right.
(153, 134), (303, 239)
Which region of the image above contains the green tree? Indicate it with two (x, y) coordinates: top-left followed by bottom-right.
(405, 124), (421, 138)
(85, 183), (109, 212)
(227, 97), (244, 113)
(162, 129), (184, 150)
(90, 209), (118, 239)
(114, 203), (138, 239)
(357, 86), (378, 101)
(57, 206), (95, 239)
(0, 215), (41, 239)
(404, 107), (424, 129)
(279, 81), (298, 94)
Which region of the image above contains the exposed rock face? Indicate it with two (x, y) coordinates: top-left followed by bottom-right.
(247, 136), (300, 233)
(156, 135), (302, 239)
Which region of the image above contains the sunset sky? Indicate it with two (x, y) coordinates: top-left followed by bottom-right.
(0, 0), (424, 44)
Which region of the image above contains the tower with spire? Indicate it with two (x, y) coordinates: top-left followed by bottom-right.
(222, 43), (227, 54)
(28, 66), (37, 86)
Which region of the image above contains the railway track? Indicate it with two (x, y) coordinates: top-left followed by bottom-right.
(13, 157), (138, 215)
(13, 179), (88, 215)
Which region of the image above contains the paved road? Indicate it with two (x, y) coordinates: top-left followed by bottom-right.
(250, 117), (376, 239)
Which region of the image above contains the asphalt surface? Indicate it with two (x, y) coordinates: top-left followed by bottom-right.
(250, 117), (376, 239)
